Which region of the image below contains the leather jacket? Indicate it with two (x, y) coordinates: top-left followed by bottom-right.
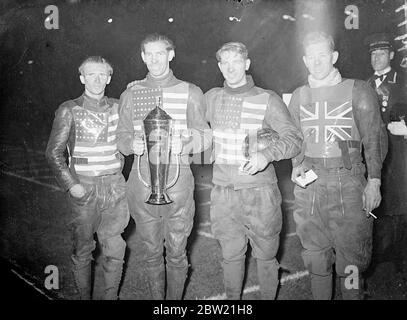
(45, 93), (121, 191)
(289, 79), (388, 180)
(116, 70), (211, 170)
(205, 75), (303, 189)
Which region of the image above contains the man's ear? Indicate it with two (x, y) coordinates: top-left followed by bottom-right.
(390, 51), (395, 60)
(332, 51), (339, 64)
(79, 75), (85, 84)
(302, 56), (308, 69)
(106, 75), (111, 85)
(217, 62), (222, 72)
(245, 58), (251, 71)
(141, 51), (146, 64)
(168, 49), (175, 62)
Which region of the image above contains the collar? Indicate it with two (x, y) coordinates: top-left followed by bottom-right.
(224, 75), (255, 94)
(145, 69), (176, 87)
(374, 66), (391, 76)
(308, 68), (342, 88)
(82, 93), (109, 111)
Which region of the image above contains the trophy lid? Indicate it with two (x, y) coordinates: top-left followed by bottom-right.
(145, 97), (172, 121)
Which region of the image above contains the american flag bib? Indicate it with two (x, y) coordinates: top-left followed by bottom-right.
(131, 82), (189, 136)
(71, 103), (121, 176)
(212, 92), (269, 165)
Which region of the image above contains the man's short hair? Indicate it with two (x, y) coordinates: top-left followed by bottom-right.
(216, 42), (249, 62)
(78, 56), (113, 75)
(140, 33), (175, 53)
(302, 31), (335, 53)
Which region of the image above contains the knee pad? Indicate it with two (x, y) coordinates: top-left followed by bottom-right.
(302, 248), (334, 276)
(166, 252), (188, 269)
(72, 239), (96, 263)
(100, 235), (126, 260)
(220, 237), (247, 262)
(257, 258), (279, 271)
(71, 253), (93, 269)
(102, 256), (123, 273)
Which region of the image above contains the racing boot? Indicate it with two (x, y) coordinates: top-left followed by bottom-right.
(340, 276), (364, 300)
(72, 256), (92, 300)
(102, 257), (124, 300)
(257, 258), (280, 300)
(223, 260), (245, 300)
(310, 273), (333, 300)
(166, 265), (188, 300)
(146, 265), (165, 300)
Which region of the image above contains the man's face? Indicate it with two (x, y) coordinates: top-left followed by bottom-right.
(79, 62), (111, 97)
(218, 50), (250, 88)
(303, 41), (339, 80)
(371, 49), (394, 72)
(141, 41), (174, 78)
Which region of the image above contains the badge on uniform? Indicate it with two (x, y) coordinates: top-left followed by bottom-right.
(381, 95), (389, 112)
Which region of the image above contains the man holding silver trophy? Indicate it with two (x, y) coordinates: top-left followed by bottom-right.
(204, 42), (303, 299)
(116, 33), (211, 300)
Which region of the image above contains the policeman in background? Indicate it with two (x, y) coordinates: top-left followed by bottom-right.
(365, 33), (407, 273)
(366, 33), (403, 123)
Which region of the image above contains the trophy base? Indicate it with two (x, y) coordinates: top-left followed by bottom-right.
(145, 192), (173, 205)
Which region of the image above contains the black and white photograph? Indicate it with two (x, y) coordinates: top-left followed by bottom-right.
(0, 0), (406, 308)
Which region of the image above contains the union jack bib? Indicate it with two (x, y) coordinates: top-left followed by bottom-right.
(299, 79), (361, 158)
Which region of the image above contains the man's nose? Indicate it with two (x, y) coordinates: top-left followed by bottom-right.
(95, 76), (101, 83)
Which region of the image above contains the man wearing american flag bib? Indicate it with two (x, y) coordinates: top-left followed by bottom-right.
(117, 34), (210, 300)
(46, 56), (130, 300)
(288, 32), (388, 300)
(204, 42), (303, 299)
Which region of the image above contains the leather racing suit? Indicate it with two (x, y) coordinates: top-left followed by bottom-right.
(117, 70), (211, 299)
(46, 93), (130, 300)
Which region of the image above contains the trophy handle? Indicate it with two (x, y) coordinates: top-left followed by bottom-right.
(166, 154), (180, 189)
(136, 154), (150, 188)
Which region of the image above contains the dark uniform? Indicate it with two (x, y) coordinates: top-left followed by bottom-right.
(46, 94), (130, 300)
(288, 79), (388, 299)
(117, 70), (210, 300)
(366, 33), (407, 270)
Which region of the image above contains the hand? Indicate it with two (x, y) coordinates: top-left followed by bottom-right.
(126, 78), (146, 89)
(171, 135), (183, 155)
(240, 152), (268, 175)
(133, 136), (145, 156)
(363, 178), (381, 216)
(291, 164), (307, 185)
(388, 120), (407, 136)
(69, 184), (86, 198)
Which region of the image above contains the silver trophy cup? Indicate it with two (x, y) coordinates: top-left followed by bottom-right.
(136, 98), (180, 205)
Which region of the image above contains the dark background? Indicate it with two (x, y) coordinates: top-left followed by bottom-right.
(0, 0), (405, 151)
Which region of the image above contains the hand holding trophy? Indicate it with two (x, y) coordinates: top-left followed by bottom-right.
(132, 134), (145, 156)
